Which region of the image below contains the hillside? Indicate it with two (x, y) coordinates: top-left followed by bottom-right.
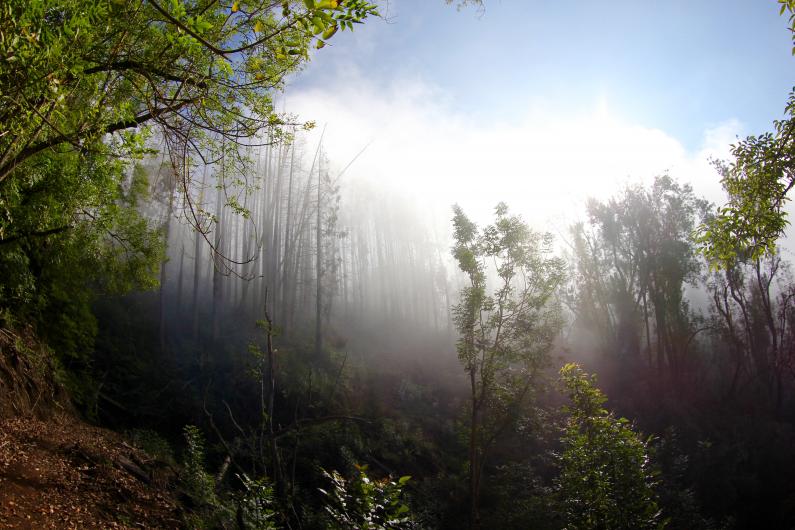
(0, 416), (182, 529)
(0, 328), (183, 529)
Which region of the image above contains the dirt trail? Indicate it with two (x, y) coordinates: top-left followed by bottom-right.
(0, 415), (183, 529)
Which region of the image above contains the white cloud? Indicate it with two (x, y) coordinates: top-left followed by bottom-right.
(287, 69), (744, 239)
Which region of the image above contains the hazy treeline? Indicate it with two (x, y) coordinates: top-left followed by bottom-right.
(567, 175), (795, 410)
(146, 131), (456, 367)
(564, 175), (795, 528)
(128, 133), (795, 527)
(8, 106), (794, 529)
(5, 0), (795, 526)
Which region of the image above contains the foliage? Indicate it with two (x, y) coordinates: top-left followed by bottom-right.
(697, 130), (795, 267)
(0, 0), (381, 404)
(0, 0), (379, 182)
(569, 175), (708, 378)
(182, 425), (219, 510)
(180, 425), (283, 529)
(651, 428), (719, 530)
(557, 363), (662, 530)
(237, 473), (278, 530)
(445, 0), (484, 10)
(697, 1), (795, 266)
(320, 466), (416, 529)
(0, 144), (163, 399)
(0, 0), (379, 247)
(452, 202), (566, 416)
(0, 0), (378, 333)
(483, 462), (559, 530)
(704, 251), (795, 406)
(451, 202), (565, 526)
(127, 428), (176, 464)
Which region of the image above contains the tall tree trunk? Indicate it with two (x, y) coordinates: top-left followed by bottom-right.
(642, 289), (652, 368)
(192, 166), (208, 344)
(281, 137), (296, 333)
(315, 158), (323, 359)
(211, 172), (225, 345)
(175, 242), (185, 317)
(262, 290), (283, 498)
(159, 181), (176, 353)
(469, 372), (481, 530)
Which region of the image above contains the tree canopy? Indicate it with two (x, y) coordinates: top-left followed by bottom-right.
(698, 0), (795, 266)
(0, 0), (378, 384)
(557, 363), (661, 530)
(452, 202), (565, 529)
(0, 0), (378, 185)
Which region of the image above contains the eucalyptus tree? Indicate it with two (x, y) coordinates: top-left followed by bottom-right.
(570, 176), (708, 380)
(706, 252), (795, 409)
(451, 203), (565, 529)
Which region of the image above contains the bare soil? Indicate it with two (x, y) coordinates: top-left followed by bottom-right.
(0, 415), (184, 529)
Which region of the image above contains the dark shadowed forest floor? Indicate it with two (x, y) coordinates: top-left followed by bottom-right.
(0, 415), (182, 529)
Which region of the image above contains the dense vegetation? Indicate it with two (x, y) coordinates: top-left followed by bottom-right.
(2, 1), (795, 529)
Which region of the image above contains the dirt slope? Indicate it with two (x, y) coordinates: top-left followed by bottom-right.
(0, 415), (184, 529)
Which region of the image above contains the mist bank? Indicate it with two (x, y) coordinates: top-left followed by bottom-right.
(79, 119), (795, 529)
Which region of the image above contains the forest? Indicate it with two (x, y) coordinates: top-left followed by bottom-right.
(1, 0), (795, 528)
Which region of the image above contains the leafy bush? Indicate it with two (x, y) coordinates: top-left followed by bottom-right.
(237, 473), (278, 530)
(557, 363), (663, 530)
(181, 425), (222, 529)
(320, 465), (417, 529)
(127, 429), (175, 465)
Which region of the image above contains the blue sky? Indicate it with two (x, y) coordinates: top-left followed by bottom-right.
(294, 0), (793, 151)
(285, 0), (795, 236)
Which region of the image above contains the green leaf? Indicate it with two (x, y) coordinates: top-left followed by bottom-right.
(322, 23), (338, 40)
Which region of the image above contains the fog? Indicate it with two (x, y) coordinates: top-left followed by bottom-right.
(140, 65), (795, 370)
(97, 5), (795, 528)
(8, 1), (795, 527)
(145, 131), (462, 376)
(122, 118), (795, 526)
(290, 71), (741, 228)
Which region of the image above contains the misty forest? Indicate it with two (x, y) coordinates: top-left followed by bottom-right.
(2, 1), (795, 529)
